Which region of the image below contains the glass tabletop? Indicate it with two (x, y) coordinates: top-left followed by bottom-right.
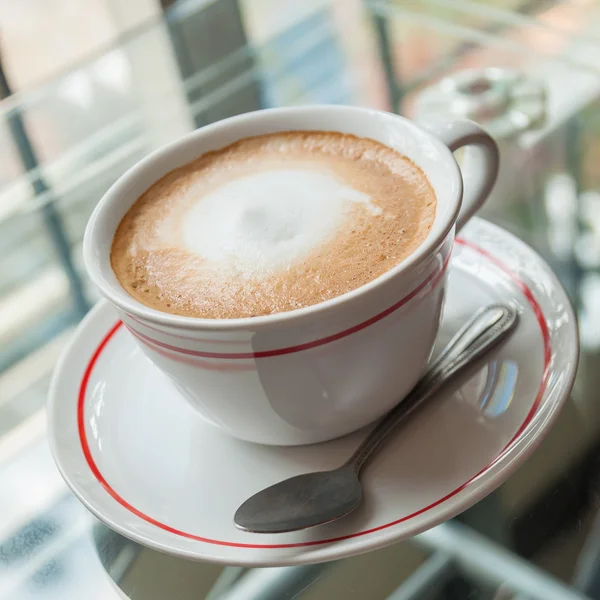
(2, 0), (600, 598)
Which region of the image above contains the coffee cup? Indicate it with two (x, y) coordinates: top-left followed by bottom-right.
(83, 105), (499, 446)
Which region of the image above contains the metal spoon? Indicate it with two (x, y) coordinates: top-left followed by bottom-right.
(234, 304), (518, 534)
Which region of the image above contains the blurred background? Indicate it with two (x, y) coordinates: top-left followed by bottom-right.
(4, 0), (600, 598)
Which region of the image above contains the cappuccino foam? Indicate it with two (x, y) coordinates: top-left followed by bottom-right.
(111, 132), (436, 319)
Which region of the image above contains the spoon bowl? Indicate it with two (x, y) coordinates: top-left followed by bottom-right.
(235, 465), (361, 534)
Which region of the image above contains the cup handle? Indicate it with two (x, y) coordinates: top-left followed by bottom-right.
(425, 119), (500, 232)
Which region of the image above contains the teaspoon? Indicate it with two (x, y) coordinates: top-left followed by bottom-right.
(234, 304), (518, 534)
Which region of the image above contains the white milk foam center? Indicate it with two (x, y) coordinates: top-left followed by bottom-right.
(180, 168), (377, 276)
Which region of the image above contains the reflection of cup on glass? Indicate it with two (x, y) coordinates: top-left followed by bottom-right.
(83, 105), (499, 446)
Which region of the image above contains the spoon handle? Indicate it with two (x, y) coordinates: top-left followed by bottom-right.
(346, 304), (518, 474)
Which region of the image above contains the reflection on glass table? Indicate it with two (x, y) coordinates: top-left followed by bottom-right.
(91, 520), (588, 600)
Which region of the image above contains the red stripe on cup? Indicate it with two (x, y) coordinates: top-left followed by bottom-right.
(127, 325), (256, 372)
(125, 251), (451, 360)
(127, 313), (248, 345)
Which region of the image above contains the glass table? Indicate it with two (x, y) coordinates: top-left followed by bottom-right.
(2, 1), (600, 598)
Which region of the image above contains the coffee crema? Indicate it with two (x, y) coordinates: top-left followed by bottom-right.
(111, 131), (436, 319)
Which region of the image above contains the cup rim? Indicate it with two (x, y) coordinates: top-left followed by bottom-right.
(83, 105), (463, 331)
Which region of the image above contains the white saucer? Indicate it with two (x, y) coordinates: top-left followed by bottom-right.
(49, 218), (578, 567)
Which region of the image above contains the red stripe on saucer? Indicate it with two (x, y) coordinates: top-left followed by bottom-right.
(77, 239), (551, 549)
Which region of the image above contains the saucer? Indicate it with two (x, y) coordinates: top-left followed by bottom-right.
(48, 218), (578, 567)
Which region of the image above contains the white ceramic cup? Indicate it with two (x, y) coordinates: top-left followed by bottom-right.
(84, 105), (499, 446)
